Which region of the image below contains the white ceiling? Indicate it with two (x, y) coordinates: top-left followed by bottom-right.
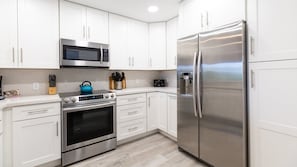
(68, 0), (179, 22)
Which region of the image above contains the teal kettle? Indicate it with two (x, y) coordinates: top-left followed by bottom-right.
(80, 81), (93, 95)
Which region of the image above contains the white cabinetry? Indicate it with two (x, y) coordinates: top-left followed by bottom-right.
(167, 94), (177, 137)
(249, 61), (297, 167)
(0, 0), (18, 68)
(158, 93), (168, 132)
(0, 0), (59, 69)
(178, 0), (245, 38)
(0, 111), (3, 167)
(248, 0), (297, 62)
(12, 103), (61, 167)
(60, 0), (108, 44)
(166, 18), (178, 70)
(149, 23), (166, 70)
(109, 14), (149, 70)
(117, 94), (147, 141)
(147, 92), (160, 131)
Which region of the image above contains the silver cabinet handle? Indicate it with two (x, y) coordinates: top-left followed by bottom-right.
(128, 111), (138, 115)
(250, 36), (255, 56)
(150, 58), (152, 67)
(27, 109), (47, 115)
(132, 56), (134, 66)
(129, 57), (131, 66)
(100, 46), (103, 64)
(128, 127), (138, 132)
(12, 47), (15, 63)
(251, 70), (255, 88)
(20, 48), (23, 63)
(206, 12), (209, 27)
(197, 51), (203, 118)
(88, 26), (91, 40)
(192, 52), (198, 117)
(83, 26), (86, 39)
(56, 121), (59, 136)
(148, 97), (151, 107)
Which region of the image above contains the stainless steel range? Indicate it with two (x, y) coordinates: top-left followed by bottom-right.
(60, 90), (117, 166)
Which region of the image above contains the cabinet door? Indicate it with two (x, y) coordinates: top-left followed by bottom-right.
(149, 23), (166, 70)
(128, 19), (149, 70)
(86, 8), (109, 44)
(166, 18), (178, 70)
(249, 61), (297, 167)
(147, 92), (160, 131)
(178, 0), (202, 38)
(158, 93), (168, 132)
(248, 0), (297, 62)
(167, 94), (177, 137)
(60, 0), (86, 41)
(13, 116), (61, 167)
(0, 0), (18, 68)
(18, 0), (59, 69)
(109, 14), (130, 69)
(202, 0), (245, 30)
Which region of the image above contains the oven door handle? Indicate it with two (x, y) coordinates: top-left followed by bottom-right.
(63, 102), (115, 113)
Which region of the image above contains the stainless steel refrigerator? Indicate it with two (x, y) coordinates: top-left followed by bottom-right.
(177, 21), (247, 167)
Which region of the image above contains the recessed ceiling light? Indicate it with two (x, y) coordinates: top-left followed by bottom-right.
(148, 5), (159, 13)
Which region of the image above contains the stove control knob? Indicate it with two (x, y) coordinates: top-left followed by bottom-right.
(104, 95), (109, 99)
(110, 94), (115, 98)
(71, 97), (77, 103)
(64, 98), (70, 103)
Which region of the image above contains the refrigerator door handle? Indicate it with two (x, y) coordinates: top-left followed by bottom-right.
(197, 51), (203, 118)
(192, 52), (198, 117)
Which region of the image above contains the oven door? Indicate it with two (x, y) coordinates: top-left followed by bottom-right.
(62, 101), (116, 152)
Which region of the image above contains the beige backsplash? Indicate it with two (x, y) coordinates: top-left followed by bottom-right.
(0, 68), (175, 96)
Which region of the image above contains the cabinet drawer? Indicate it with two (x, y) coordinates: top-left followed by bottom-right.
(117, 93), (146, 106)
(13, 103), (60, 121)
(117, 118), (147, 141)
(117, 103), (146, 123)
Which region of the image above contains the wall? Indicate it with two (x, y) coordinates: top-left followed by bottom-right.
(159, 70), (177, 87)
(0, 68), (160, 96)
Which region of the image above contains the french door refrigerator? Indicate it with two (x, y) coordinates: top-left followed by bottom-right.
(177, 21), (247, 167)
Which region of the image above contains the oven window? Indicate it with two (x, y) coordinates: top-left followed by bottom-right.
(63, 45), (101, 61)
(67, 106), (113, 146)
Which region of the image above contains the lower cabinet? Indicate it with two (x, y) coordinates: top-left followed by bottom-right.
(249, 60), (297, 167)
(117, 93), (147, 141)
(167, 94), (177, 137)
(147, 92), (177, 138)
(10, 102), (61, 167)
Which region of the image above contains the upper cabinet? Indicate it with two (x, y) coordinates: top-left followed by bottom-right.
(166, 18), (178, 70)
(149, 23), (167, 70)
(0, 0), (59, 69)
(248, 0), (297, 62)
(60, 0), (109, 44)
(109, 14), (149, 70)
(0, 0), (18, 68)
(178, 0), (245, 38)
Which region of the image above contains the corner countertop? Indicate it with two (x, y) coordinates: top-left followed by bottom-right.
(0, 94), (61, 110)
(112, 87), (177, 96)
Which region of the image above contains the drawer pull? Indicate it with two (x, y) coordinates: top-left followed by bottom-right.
(128, 111), (138, 115)
(127, 98), (138, 102)
(128, 127), (138, 132)
(27, 109), (47, 115)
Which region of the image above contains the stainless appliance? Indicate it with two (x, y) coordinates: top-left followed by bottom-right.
(60, 39), (109, 68)
(60, 90), (116, 166)
(153, 79), (166, 87)
(177, 21), (247, 167)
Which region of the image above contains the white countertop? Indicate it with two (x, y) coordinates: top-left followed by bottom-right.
(112, 87), (177, 96)
(0, 94), (61, 110)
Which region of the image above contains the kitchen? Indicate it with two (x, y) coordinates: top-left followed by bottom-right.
(0, 0), (296, 167)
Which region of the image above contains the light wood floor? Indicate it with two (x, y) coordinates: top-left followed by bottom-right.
(70, 134), (207, 167)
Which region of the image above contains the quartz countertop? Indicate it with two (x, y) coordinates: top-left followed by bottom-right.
(112, 87), (177, 96)
(0, 94), (61, 110)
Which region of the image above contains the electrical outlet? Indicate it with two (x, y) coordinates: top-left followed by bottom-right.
(32, 82), (40, 90)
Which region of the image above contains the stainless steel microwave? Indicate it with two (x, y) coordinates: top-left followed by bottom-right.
(60, 39), (109, 68)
